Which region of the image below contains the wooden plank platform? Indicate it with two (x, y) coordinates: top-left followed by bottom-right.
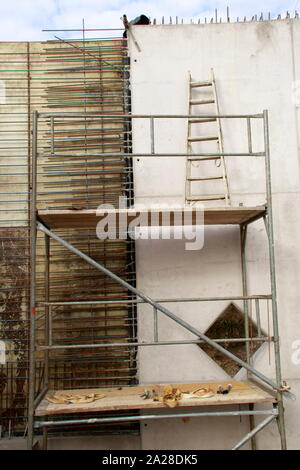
(37, 206), (266, 229)
(35, 381), (275, 417)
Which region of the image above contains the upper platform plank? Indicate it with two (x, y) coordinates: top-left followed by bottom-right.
(37, 206), (266, 229)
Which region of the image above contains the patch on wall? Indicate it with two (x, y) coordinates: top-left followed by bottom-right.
(199, 302), (264, 377)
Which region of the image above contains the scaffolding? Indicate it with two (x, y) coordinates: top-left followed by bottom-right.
(26, 109), (291, 450)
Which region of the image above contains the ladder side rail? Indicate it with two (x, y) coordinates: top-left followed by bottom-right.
(185, 71), (193, 202)
(211, 68), (231, 205)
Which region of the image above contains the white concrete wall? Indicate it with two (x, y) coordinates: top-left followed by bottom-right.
(0, 435), (141, 450)
(128, 19), (300, 450)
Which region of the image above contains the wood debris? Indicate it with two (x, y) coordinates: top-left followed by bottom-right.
(46, 392), (106, 405)
(217, 384), (232, 395)
(182, 387), (215, 399)
(140, 385), (215, 407)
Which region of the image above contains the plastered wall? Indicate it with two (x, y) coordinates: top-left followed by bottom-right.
(128, 19), (300, 449)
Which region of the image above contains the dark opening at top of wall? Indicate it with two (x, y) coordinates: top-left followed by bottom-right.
(123, 15), (150, 37)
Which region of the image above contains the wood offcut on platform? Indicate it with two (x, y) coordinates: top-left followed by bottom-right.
(37, 206), (266, 229)
(35, 381), (275, 417)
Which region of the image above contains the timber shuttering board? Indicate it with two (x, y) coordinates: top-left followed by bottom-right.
(37, 206), (267, 229)
(0, 38), (138, 436)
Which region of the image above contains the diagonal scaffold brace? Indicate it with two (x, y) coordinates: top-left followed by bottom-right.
(36, 220), (294, 400)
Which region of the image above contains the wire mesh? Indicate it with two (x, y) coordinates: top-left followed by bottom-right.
(0, 35), (137, 438)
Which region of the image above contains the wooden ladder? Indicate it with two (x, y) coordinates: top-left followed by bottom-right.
(185, 69), (231, 205)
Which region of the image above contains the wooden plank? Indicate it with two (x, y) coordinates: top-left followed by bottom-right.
(38, 206), (266, 229)
(35, 380), (276, 417)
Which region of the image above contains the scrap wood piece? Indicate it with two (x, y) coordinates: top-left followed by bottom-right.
(182, 387), (215, 399)
(140, 389), (153, 400)
(46, 392), (106, 405)
(161, 385), (182, 408)
(150, 385), (182, 408)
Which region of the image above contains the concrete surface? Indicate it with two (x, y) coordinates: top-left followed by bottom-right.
(0, 435), (141, 450)
(128, 18), (300, 450)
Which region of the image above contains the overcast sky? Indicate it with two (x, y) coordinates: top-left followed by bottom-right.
(0, 0), (298, 41)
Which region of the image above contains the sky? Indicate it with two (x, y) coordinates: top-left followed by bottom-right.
(0, 0), (299, 41)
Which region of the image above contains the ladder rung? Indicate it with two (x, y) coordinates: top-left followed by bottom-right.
(189, 118), (217, 124)
(187, 176), (223, 181)
(187, 195), (226, 201)
(188, 136), (218, 142)
(188, 156), (221, 161)
(190, 80), (212, 88)
(190, 99), (215, 105)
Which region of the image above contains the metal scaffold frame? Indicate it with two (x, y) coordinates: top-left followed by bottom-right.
(28, 109), (290, 450)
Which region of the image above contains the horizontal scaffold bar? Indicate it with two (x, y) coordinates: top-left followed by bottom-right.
(38, 112), (264, 119)
(40, 294), (272, 306)
(38, 152), (265, 158)
(37, 337), (270, 350)
(34, 408), (278, 428)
